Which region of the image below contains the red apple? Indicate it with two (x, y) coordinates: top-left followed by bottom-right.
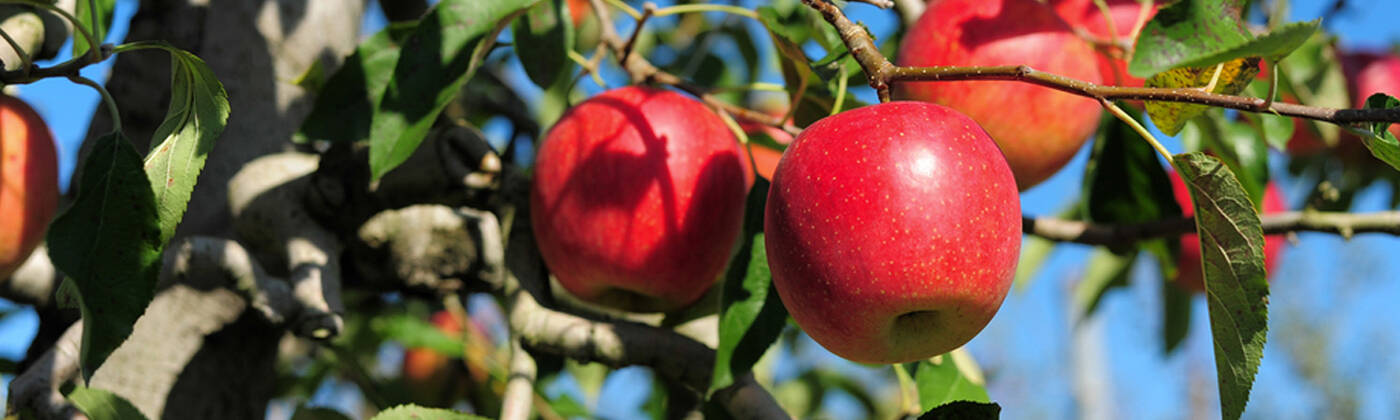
(1051, 0), (1160, 87)
(531, 86), (750, 312)
(0, 94), (58, 281)
(895, 0), (1104, 190)
(1170, 172), (1286, 293)
(765, 101), (1022, 364)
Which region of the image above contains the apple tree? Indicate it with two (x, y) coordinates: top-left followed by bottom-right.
(2, 0), (1400, 419)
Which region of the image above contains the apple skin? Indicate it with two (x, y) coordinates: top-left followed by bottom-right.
(1338, 51), (1400, 156)
(1170, 172), (1286, 293)
(1051, 0), (1160, 87)
(0, 94), (58, 281)
(765, 101), (1021, 364)
(531, 86), (750, 312)
(895, 0), (1104, 190)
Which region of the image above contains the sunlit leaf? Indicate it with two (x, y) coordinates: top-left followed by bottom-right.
(912, 353), (990, 412)
(1353, 93), (1400, 171)
(1172, 152), (1269, 420)
(369, 404), (486, 420)
(68, 386), (148, 420)
(712, 179), (788, 394)
(294, 21), (419, 145)
(368, 0), (541, 180)
(73, 0), (116, 57)
(1145, 57), (1260, 136)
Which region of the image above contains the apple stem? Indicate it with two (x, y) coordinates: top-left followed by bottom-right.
(1099, 98), (1171, 162)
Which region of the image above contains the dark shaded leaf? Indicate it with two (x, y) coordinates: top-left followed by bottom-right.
(290, 406), (354, 420)
(917, 401), (1001, 420)
(1074, 249), (1134, 321)
(47, 133), (163, 380)
(1162, 277), (1193, 353)
(513, 0), (574, 88)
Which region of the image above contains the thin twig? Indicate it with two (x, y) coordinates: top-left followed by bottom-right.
(799, 0), (1400, 125)
(1024, 210), (1400, 246)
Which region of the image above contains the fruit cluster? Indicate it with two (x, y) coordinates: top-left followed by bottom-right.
(521, 0), (1398, 364)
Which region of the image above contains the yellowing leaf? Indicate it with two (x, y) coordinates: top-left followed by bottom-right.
(1145, 57), (1262, 136)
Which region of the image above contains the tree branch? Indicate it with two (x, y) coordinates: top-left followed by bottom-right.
(501, 225), (787, 419)
(798, 0), (1400, 125)
(1024, 210), (1400, 246)
(586, 0), (799, 135)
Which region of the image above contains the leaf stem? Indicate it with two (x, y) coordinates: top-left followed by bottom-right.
(653, 4), (758, 20)
(67, 74), (120, 133)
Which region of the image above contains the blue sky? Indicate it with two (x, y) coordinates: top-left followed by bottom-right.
(6, 0), (1400, 418)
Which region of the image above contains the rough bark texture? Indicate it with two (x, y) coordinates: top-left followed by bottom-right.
(47, 1), (364, 418)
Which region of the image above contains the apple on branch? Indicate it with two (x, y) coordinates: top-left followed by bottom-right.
(765, 101), (1021, 364)
(530, 86), (751, 312)
(896, 0), (1104, 190)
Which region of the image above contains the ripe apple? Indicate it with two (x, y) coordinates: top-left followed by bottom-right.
(531, 86), (750, 312)
(765, 101), (1022, 364)
(1169, 171), (1286, 293)
(895, 0), (1104, 190)
(1051, 0), (1160, 87)
(0, 94), (58, 281)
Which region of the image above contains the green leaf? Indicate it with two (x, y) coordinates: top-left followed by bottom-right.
(1172, 152), (1269, 420)
(369, 404), (487, 420)
(711, 178), (788, 394)
(916, 401), (1001, 420)
(548, 393), (591, 418)
(73, 0), (116, 57)
(136, 43), (230, 245)
(290, 406), (354, 420)
(1161, 277), (1193, 353)
(513, 0), (574, 88)
(1082, 112), (1183, 231)
(1353, 93), (1400, 171)
(912, 354), (990, 412)
(1242, 78), (1296, 151)
(1129, 0), (1317, 77)
(1180, 114), (1270, 206)
(369, 0), (540, 180)
(756, 6), (866, 127)
(1073, 248), (1134, 321)
(372, 314), (464, 357)
(68, 386), (148, 420)
(293, 21), (419, 145)
(46, 132), (163, 380)
(1145, 57), (1260, 136)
